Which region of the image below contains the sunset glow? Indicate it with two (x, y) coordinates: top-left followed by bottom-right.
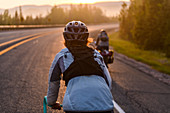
(70, 0), (97, 4)
(0, 0), (130, 9)
(52, 0), (130, 5)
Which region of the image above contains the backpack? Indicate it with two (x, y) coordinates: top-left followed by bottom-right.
(63, 47), (109, 86)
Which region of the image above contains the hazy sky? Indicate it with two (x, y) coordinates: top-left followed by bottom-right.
(0, 0), (129, 9)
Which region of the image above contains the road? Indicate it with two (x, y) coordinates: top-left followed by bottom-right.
(109, 59), (170, 113)
(0, 24), (169, 113)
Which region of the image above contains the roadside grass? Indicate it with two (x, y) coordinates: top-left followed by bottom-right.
(109, 32), (170, 75)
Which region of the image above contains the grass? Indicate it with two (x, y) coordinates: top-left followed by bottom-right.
(109, 32), (170, 75)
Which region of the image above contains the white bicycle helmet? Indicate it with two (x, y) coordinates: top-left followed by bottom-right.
(63, 21), (89, 43)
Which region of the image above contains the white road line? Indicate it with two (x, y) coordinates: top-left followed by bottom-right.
(112, 100), (125, 113)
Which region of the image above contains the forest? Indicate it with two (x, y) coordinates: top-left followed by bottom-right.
(119, 0), (170, 57)
(0, 4), (117, 25)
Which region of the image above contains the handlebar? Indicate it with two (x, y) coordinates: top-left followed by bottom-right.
(43, 96), (63, 113)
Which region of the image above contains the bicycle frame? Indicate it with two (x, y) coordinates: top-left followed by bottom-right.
(43, 96), (63, 113)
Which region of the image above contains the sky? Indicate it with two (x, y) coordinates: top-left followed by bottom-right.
(0, 0), (129, 9)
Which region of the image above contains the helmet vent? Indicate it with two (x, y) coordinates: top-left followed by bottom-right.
(80, 28), (85, 32)
(75, 22), (78, 25)
(68, 27), (72, 32)
(74, 28), (79, 33)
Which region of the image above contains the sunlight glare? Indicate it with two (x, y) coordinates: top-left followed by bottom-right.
(71, 0), (98, 4)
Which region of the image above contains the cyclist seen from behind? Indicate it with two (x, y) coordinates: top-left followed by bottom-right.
(96, 29), (109, 51)
(47, 21), (114, 113)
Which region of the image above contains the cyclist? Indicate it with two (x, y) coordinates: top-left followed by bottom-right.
(96, 29), (109, 51)
(47, 21), (114, 113)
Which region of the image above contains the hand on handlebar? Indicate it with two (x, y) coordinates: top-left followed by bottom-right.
(51, 102), (61, 110)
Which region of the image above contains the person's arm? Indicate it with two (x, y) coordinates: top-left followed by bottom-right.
(47, 56), (63, 105)
(100, 54), (112, 89)
(102, 65), (112, 90)
(95, 50), (112, 89)
(96, 35), (100, 46)
(107, 35), (109, 42)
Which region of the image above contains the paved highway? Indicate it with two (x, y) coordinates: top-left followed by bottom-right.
(110, 59), (170, 113)
(0, 24), (169, 113)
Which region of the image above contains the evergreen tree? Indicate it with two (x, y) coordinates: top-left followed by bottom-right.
(14, 10), (19, 25)
(3, 9), (11, 25)
(0, 14), (3, 24)
(119, 0), (170, 57)
(19, 6), (24, 24)
(119, 2), (128, 39)
(25, 15), (33, 25)
(46, 5), (66, 24)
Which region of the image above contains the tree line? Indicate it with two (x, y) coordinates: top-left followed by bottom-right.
(119, 0), (170, 57)
(0, 4), (117, 25)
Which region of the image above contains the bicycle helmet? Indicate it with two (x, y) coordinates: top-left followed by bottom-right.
(100, 29), (107, 36)
(63, 21), (89, 45)
(100, 29), (106, 33)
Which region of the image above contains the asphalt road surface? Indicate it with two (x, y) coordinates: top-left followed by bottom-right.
(0, 24), (169, 113)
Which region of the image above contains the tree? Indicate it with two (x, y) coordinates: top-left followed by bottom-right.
(119, 2), (128, 39)
(25, 15), (33, 25)
(3, 9), (11, 25)
(67, 4), (109, 24)
(119, 0), (170, 57)
(163, 0), (170, 57)
(19, 6), (24, 24)
(46, 5), (66, 24)
(14, 10), (19, 25)
(0, 14), (3, 24)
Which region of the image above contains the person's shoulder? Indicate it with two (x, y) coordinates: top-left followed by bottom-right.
(55, 48), (69, 59)
(94, 49), (102, 56)
(94, 49), (99, 53)
(59, 48), (69, 54)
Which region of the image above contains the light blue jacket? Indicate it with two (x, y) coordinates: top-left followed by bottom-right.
(47, 48), (114, 112)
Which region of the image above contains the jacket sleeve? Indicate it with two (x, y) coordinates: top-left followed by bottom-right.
(102, 64), (112, 90)
(47, 56), (64, 105)
(106, 35), (109, 41)
(96, 35), (100, 46)
(94, 50), (112, 90)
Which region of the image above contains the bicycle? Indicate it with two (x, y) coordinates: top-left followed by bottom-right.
(43, 96), (63, 113)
